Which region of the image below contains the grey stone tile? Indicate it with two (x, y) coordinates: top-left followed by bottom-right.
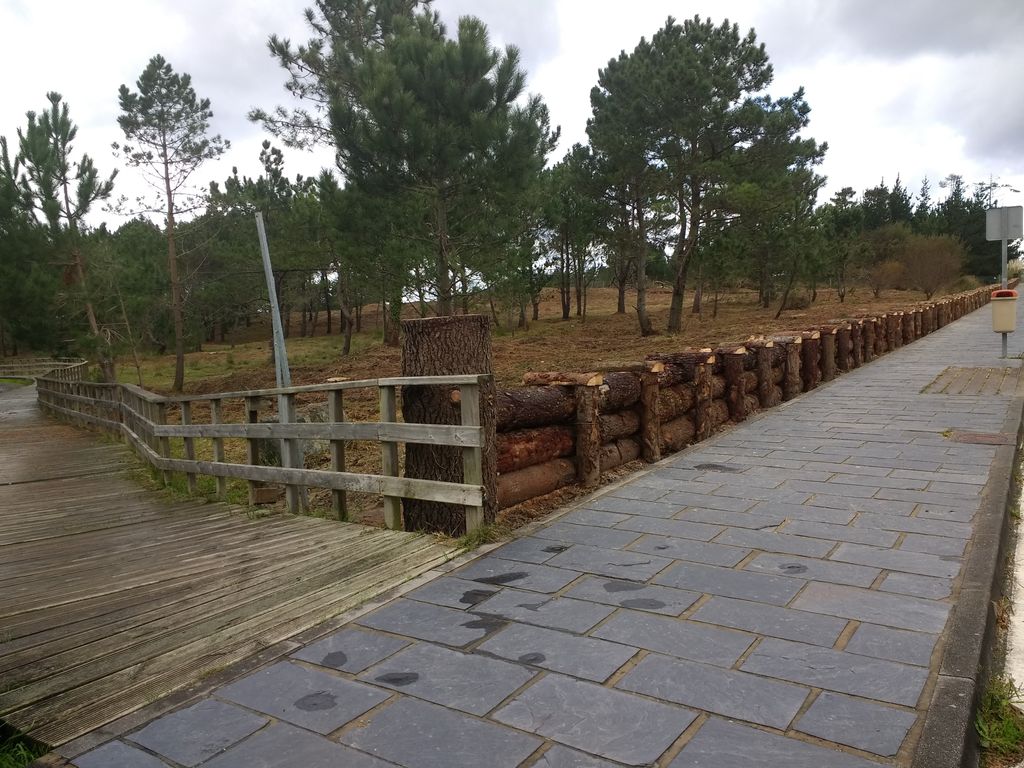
(917, 506), (976, 522)
(655, 561), (804, 606)
(564, 575), (700, 616)
(784, 479), (878, 498)
(491, 536), (567, 564)
(560, 509), (631, 527)
(741, 638), (928, 706)
(830, 542), (960, 579)
(532, 745), (621, 767)
(628, 534), (749, 567)
(675, 507), (786, 529)
(472, 588), (615, 633)
(691, 596), (848, 646)
(128, 699), (266, 766)
(853, 512), (971, 539)
(583, 496), (681, 518)
(342, 697), (541, 768)
(203, 723), (390, 768)
(453, 556), (580, 592)
(592, 610), (754, 668)
(845, 623), (938, 667)
(668, 717), (882, 768)
(875, 488), (981, 509)
(477, 622), (638, 682)
(780, 520), (899, 547)
(661, 490), (757, 512)
(356, 598), (506, 647)
(796, 691), (916, 757)
(292, 627), (410, 674)
(403, 577), (500, 611)
(880, 572), (953, 599)
(900, 533), (967, 556)
(546, 543), (674, 581)
(216, 661), (388, 734)
(493, 673), (695, 765)
(613, 515), (723, 541)
(749, 500), (856, 524)
(358, 641), (534, 714)
(710, 486), (813, 505)
(533, 522), (642, 549)
(606, 483), (672, 501)
(712, 528), (834, 557)
(815, 496), (921, 516)
(76, 742), (169, 768)
(743, 552), (880, 587)
(829, 473), (929, 490)
(618, 653), (809, 729)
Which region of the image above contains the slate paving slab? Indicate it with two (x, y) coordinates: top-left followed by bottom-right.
(654, 561), (804, 606)
(532, 521), (642, 549)
(404, 576), (500, 610)
(493, 673), (696, 766)
(563, 575), (700, 615)
(795, 691), (917, 757)
(592, 610), (754, 668)
(356, 598), (506, 647)
(669, 717), (883, 767)
(216, 661), (389, 734)
(532, 745), (622, 767)
(477, 622), (638, 682)
(845, 623), (938, 667)
(358, 641), (535, 714)
(791, 581), (950, 633)
(489, 536), (568, 564)
(202, 723), (391, 768)
(76, 741), (169, 768)
(544, 543), (673, 581)
(742, 551), (880, 587)
(618, 653), (809, 729)
(127, 699), (266, 766)
(690, 595), (848, 646)
(471, 588), (615, 633)
(741, 638), (929, 706)
(452, 557), (580, 592)
(291, 627), (409, 673)
(341, 697), (541, 768)
(628, 533), (749, 566)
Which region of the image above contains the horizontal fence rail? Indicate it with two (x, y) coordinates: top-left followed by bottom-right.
(34, 369), (490, 533)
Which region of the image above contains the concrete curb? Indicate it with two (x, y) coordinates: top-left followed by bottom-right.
(911, 395), (1024, 768)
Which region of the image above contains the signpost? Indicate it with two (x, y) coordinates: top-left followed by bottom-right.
(986, 206), (1023, 358)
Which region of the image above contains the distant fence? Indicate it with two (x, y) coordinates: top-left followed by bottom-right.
(494, 282), (1015, 509)
(34, 368), (490, 533)
(0, 357), (85, 379)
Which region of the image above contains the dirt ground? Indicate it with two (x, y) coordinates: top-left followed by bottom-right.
(123, 283), (970, 529)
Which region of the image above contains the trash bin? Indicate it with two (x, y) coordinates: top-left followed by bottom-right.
(992, 289), (1018, 333)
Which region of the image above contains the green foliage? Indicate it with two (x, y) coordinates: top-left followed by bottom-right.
(0, 728), (46, 768)
(976, 676), (1024, 762)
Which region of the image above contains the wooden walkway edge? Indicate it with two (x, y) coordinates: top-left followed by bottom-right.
(0, 385), (456, 747)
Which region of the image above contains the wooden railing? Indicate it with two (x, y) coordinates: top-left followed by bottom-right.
(0, 357), (86, 379)
(35, 367), (490, 533)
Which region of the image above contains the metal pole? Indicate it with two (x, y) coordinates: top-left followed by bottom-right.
(256, 212), (291, 389)
(1002, 236), (1009, 358)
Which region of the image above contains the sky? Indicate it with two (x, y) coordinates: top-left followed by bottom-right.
(2, 0), (1022, 228)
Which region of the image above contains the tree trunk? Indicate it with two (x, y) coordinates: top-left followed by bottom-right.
(691, 265), (703, 315)
(322, 270), (332, 335)
(435, 197), (454, 316)
(401, 315), (496, 535)
(635, 201), (655, 336)
(616, 281), (626, 314)
(667, 189), (699, 333)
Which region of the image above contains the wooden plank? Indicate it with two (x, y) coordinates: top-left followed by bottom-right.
(246, 397), (261, 506)
(459, 383), (484, 533)
(209, 399), (228, 498)
(379, 385), (402, 529)
(150, 420), (483, 446)
(328, 389), (347, 520)
(181, 401), (198, 495)
(279, 393), (302, 514)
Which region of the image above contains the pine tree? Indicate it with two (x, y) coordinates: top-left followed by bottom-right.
(116, 55), (229, 391)
(13, 92), (117, 376)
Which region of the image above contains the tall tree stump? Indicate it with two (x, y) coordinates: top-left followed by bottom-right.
(819, 330), (837, 382)
(401, 315), (496, 535)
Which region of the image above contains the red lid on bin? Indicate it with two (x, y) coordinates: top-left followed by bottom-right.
(992, 289), (1018, 298)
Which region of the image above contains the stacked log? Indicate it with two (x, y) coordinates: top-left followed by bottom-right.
(497, 425), (574, 474)
(815, 327), (838, 382)
(770, 335), (803, 401)
(800, 331), (821, 392)
(836, 324), (852, 372)
(849, 320), (863, 368)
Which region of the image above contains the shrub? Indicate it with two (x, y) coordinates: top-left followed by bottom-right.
(867, 260), (907, 298)
(900, 235), (964, 299)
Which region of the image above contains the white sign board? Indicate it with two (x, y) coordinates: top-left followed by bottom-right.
(987, 206), (1024, 241)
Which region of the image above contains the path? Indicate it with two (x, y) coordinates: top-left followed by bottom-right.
(52, 300), (1024, 767)
(0, 385), (455, 748)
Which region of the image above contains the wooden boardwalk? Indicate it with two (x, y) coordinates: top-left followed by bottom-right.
(0, 385), (456, 747)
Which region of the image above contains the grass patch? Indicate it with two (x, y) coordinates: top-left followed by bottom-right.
(456, 522), (512, 551)
(977, 675), (1024, 766)
(0, 727), (46, 768)
(0, 378), (30, 387)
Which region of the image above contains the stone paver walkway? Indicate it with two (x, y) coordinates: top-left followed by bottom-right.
(64, 301), (1024, 768)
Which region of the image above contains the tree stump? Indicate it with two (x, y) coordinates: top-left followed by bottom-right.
(819, 331), (837, 382)
(401, 315), (496, 536)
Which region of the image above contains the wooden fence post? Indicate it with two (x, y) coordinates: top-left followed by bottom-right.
(210, 398), (228, 499)
(639, 369), (661, 463)
(801, 332), (821, 392)
(379, 384), (402, 530)
(246, 397), (261, 505)
(819, 329), (837, 382)
(863, 319), (876, 362)
(460, 381), (485, 533)
(575, 384), (601, 488)
(328, 389), (348, 520)
(279, 393), (304, 514)
(155, 401), (171, 487)
(181, 400), (198, 495)
(721, 347), (748, 423)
